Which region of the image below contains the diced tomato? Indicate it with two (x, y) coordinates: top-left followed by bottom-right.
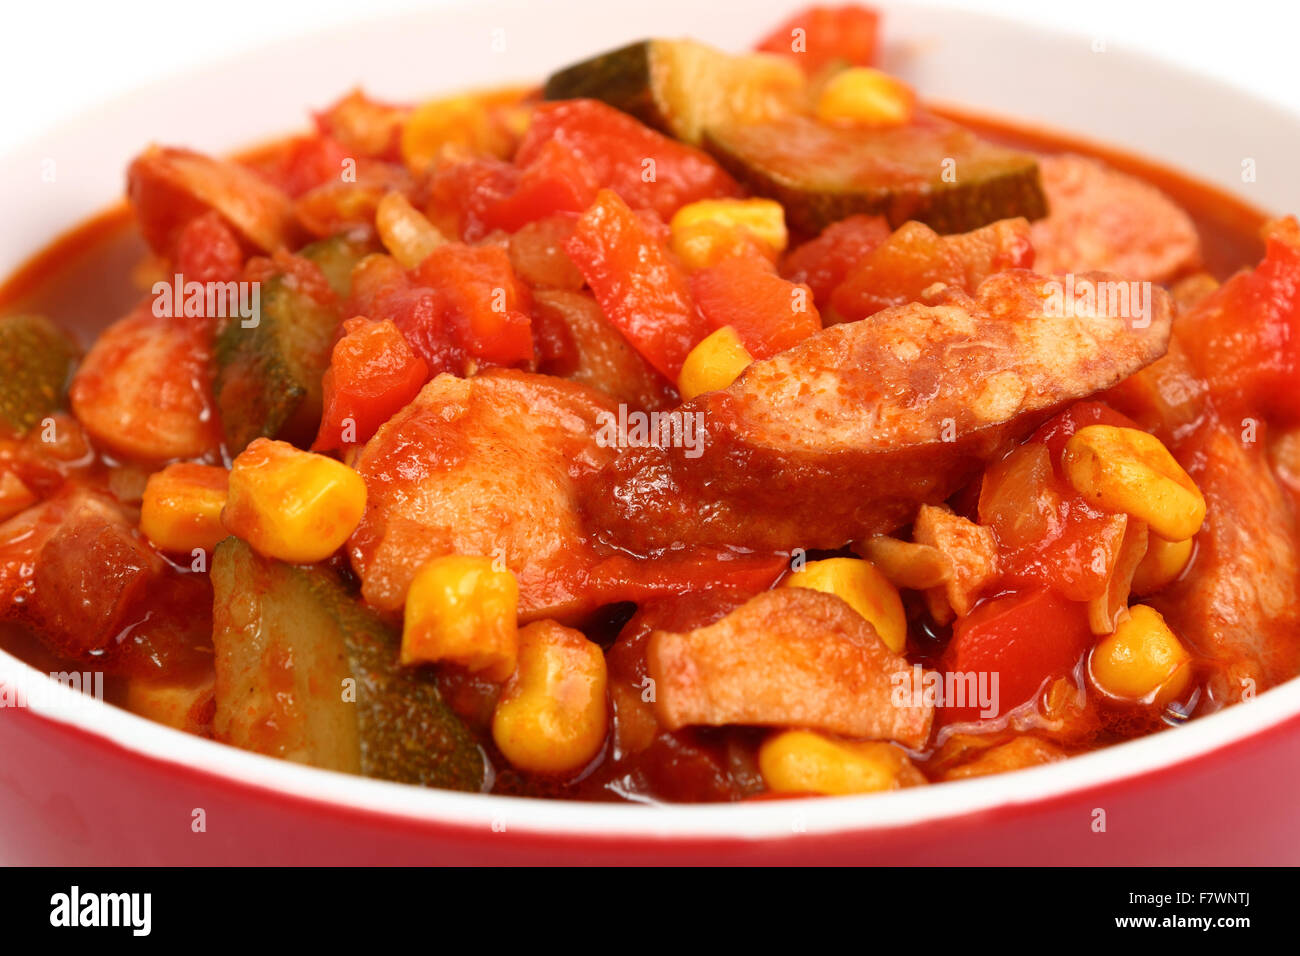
(313, 317), (430, 451)
(174, 211), (244, 287)
(480, 140), (599, 234)
(586, 549), (788, 607)
(348, 245), (533, 372)
(425, 156), (519, 241)
(979, 436), (1128, 603)
(268, 134), (353, 198)
(412, 243), (534, 366)
(939, 588), (1094, 723)
(780, 214), (891, 309)
(1031, 401), (1142, 474)
(754, 4), (881, 74)
(244, 248), (337, 307)
(517, 100), (741, 222)
(1177, 218), (1300, 423)
(831, 219), (1033, 322)
(690, 254), (821, 359)
(566, 190), (705, 380)
(347, 255), (463, 375)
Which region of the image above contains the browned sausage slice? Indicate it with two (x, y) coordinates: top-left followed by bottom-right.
(647, 588), (933, 748)
(1151, 419), (1300, 703)
(586, 268), (1172, 552)
(1031, 154), (1202, 282)
(128, 145), (296, 256)
(349, 368), (618, 621)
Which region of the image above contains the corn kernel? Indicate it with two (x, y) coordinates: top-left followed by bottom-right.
(669, 198), (788, 270)
(402, 554), (519, 681)
(140, 463), (229, 553)
(0, 469), (36, 522)
(815, 68), (916, 127)
(782, 556), (907, 652)
(375, 191), (445, 269)
(1090, 604), (1193, 704)
(492, 619), (607, 774)
(1063, 425), (1207, 541)
(1131, 534), (1194, 596)
(222, 438), (366, 564)
(759, 730), (921, 795)
(400, 94), (512, 172)
(678, 326), (754, 400)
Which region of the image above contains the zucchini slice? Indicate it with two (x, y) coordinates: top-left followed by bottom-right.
(213, 271), (340, 454)
(703, 116), (1048, 235)
(543, 38), (805, 145)
(0, 314), (79, 437)
(211, 537), (487, 791)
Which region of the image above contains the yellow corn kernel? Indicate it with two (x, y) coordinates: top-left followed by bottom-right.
(0, 469), (36, 522)
(1063, 425), (1207, 541)
(678, 326), (753, 400)
(400, 94), (512, 172)
(1131, 534), (1195, 596)
(815, 67), (916, 127)
(781, 556), (907, 653)
(375, 191), (445, 269)
(492, 619), (607, 774)
(402, 555), (519, 681)
(669, 198), (788, 270)
(140, 463), (229, 553)
(759, 730), (921, 795)
(1090, 604), (1193, 704)
(222, 438), (366, 564)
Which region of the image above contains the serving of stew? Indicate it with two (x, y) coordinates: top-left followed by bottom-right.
(3, 4), (1299, 805)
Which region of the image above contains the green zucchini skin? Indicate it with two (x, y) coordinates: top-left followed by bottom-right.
(704, 118), (1048, 236)
(213, 271), (340, 455)
(545, 35), (1047, 238)
(211, 537), (487, 791)
(543, 40), (667, 132)
(0, 314), (79, 438)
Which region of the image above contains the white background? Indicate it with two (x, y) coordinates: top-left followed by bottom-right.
(0, 0), (1296, 157)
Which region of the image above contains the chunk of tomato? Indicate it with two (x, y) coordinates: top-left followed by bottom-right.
(780, 214), (891, 309)
(1178, 219), (1300, 423)
(412, 243), (534, 366)
(518, 100), (741, 222)
(690, 254), (821, 359)
(939, 588), (1094, 723)
(313, 317), (430, 451)
(755, 4), (881, 74)
(566, 189), (705, 380)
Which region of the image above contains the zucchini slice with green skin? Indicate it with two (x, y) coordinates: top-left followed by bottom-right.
(703, 116), (1048, 236)
(0, 314), (79, 437)
(213, 271), (340, 454)
(211, 537), (487, 791)
(299, 234), (374, 299)
(543, 38), (805, 145)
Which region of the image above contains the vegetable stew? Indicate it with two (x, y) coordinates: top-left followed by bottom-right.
(2, 5), (1298, 803)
